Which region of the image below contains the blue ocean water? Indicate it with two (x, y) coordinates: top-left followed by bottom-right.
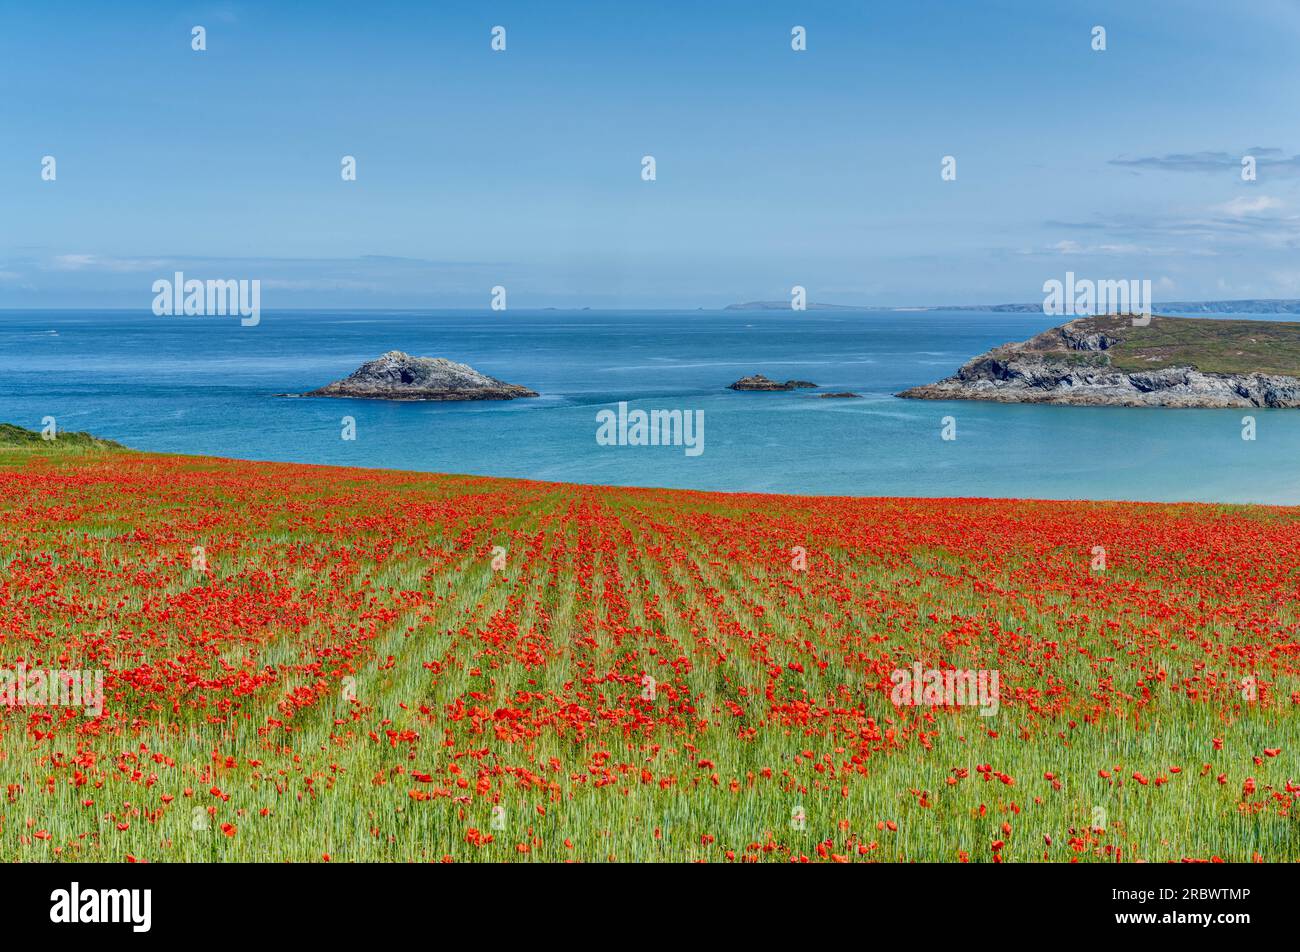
(1, 309), (1296, 504)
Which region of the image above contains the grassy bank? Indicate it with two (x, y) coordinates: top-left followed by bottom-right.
(0, 423), (124, 456)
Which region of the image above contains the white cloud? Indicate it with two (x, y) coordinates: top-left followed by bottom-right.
(49, 254), (167, 273)
(1037, 240), (1175, 257)
(260, 279), (381, 291)
(1213, 195), (1282, 217)
(50, 254), (97, 271)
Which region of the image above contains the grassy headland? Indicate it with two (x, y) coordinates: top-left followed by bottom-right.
(1031, 314), (1300, 376)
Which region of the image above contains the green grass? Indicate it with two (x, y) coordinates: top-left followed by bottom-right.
(1054, 315), (1300, 376)
(0, 422), (124, 454)
(0, 447), (1295, 863)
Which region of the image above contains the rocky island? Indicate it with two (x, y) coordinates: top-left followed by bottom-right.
(728, 374), (818, 391)
(303, 351), (538, 401)
(898, 314), (1300, 408)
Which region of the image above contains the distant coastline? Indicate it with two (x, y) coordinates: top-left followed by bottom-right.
(724, 299), (1300, 315)
(7, 299), (1300, 315)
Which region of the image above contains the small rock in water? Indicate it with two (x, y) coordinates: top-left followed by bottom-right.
(728, 374), (818, 391)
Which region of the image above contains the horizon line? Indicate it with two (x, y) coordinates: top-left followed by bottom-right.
(4, 297), (1300, 314)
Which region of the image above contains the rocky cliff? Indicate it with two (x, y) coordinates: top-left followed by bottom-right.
(898, 315), (1300, 408)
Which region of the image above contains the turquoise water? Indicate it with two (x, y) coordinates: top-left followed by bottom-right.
(1, 309), (1296, 504)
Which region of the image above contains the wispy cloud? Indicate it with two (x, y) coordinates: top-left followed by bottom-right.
(1213, 195), (1283, 217)
(1109, 148), (1300, 177)
(49, 254), (167, 273)
(1028, 240), (1197, 258)
(260, 279), (383, 292)
(2, 253), (516, 308)
(1045, 195), (1298, 249)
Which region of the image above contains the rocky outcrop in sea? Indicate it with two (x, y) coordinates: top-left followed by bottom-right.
(304, 351), (538, 401)
(728, 374), (818, 391)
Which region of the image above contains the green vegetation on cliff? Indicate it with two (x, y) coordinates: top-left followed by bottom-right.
(0, 423), (125, 453)
(1043, 315), (1300, 376)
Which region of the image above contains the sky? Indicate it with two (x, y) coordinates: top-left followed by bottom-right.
(2, 0), (1299, 309)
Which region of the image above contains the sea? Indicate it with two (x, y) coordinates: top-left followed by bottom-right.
(1, 308), (1296, 504)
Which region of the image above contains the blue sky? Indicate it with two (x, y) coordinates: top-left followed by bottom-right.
(2, 0), (1299, 308)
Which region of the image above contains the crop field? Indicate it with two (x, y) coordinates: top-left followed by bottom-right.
(0, 446), (1296, 862)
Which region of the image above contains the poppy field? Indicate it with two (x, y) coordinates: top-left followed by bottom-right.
(0, 445), (1296, 863)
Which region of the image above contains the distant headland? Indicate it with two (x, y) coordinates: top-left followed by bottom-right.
(724, 299), (1300, 314)
(898, 314), (1300, 408)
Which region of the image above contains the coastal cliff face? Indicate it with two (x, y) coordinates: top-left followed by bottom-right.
(306, 351), (538, 401)
(898, 315), (1300, 408)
